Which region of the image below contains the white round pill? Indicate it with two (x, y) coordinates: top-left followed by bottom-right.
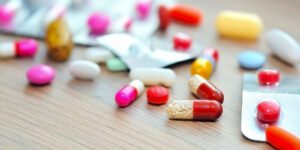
(267, 29), (300, 65)
(69, 60), (101, 80)
(84, 47), (113, 64)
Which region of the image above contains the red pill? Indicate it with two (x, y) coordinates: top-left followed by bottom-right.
(147, 86), (169, 105)
(158, 4), (170, 31)
(173, 32), (192, 50)
(258, 69), (280, 85)
(170, 4), (203, 26)
(203, 48), (219, 62)
(257, 99), (280, 123)
(188, 75), (224, 104)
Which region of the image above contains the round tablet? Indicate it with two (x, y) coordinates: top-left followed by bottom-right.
(257, 99), (280, 123)
(238, 51), (266, 69)
(147, 86), (169, 105)
(26, 64), (56, 85)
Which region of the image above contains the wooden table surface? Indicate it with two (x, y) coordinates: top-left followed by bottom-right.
(1, 0), (300, 149)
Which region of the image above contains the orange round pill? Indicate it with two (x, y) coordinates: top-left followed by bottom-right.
(147, 86), (169, 105)
(170, 4), (203, 26)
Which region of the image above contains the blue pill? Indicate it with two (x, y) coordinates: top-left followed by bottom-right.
(238, 51), (266, 69)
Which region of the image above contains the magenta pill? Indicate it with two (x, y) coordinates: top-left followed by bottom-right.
(0, 5), (15, 25)
(173, 32), (192, 51)
(15, 39), (38, 57)
(87, 12), (110, 34)
(136, 0), (152, 19)
(258, 69), (280, 85)
(115, 80), (144, 107)
(27, 64), (56, 85)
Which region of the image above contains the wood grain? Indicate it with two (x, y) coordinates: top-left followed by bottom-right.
(1, 0), (300, 149)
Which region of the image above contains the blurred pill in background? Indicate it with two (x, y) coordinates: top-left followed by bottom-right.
(27, 64), (56, 85)
(170, 4), (203, 26)
(0, 0), (22, 25)
(87, 12), (110, 34)
(238, 51), (266, 70)
(173, 32), (192, 51)
(136, 0), (152, 19)
(257, 69), (280, 85)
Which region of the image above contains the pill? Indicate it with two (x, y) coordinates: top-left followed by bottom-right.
(136, 0), (152, 19)
(115, 80), (144, 107)
(44, 5), (66, 28)
(267, 29), (300, 65)
(69, 60), (101, 80)
(257, 99), (280, 123)
(257, 69), (280, 85)
(84, 47), (113, 63)
(170, 4), (203, 26)
(190, 57), (214, 79)
(203, 48), (219, 62)
(0, 39), (38, 58)
(188, 75), (224, 104)
(266, 126), (300, 150)
(238, 51), (266, 70)
(147, 86), (169, 105)
(216, 10), (263, 40)
(26, 64), (56, 85)
(167, 100), (223, 121)
(87, 12), (110, 34)
(158, 4), (170, 31)
(173, 32), (192, 51)
(46, 18), (73, 61)
(0, 0), (21, 25)
(106, 58), (128, 72)
(109, 16), (132, 33)
(129, 68), (176, 87)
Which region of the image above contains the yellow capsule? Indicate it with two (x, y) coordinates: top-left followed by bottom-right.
(215, 10), (263, 40)
(46, 18), (73, 61)
(190, 58), (213, 79)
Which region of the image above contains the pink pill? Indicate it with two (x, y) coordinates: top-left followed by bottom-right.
(136, 0), (152, 19)
(115, 80), (144, 107)
(173, 32), (192, 51)
(87, 12), (110, 34)
(0, 5), (15, 25)
(27, 64), (56, 85)
(15, 39), (38, 57)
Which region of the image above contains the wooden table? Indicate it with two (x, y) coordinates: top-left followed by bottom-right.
(1, 0), (300, 149)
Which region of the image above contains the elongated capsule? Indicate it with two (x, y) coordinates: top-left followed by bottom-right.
(0, 39), (38, 58)
(44, 4), (66, 28)
(167, 100), (223, 121)
(266, 126), (300, 150)
(188, 75), (224, 104)
(46, 18), (73, 61)
(115, 80), (144, 107)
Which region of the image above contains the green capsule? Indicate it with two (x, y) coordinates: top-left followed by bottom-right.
(106, 58), (128, 72)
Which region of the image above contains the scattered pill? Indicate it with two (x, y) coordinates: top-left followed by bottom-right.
(109, 16), (132, 33)
(69, 60), (101, 80)
(188, 75), (224, 104)
(129, 68), (176, 87)
(26, 64), (55, 85)
(158, 4), (170, 31)
(266, 126), (300, 150)
(84, 47), (113, 64)
(106, 58), (128, 72)
(170, 4), (202, 26)
(115, 80), (144, 107)
(46, 18), (73, 61)
(136, 0), (152, 19)
(173, 32), (192, 51)
(0, 39), (38, 59)
(203, 48), (219, 62)
(267, 29), (300, 65)
(147, 86), (169, 105)
(257, 69), (280, 85)
(216, 10), (263, 40)
(87, 12), (110, 34)
(167, 100), (223, 121)
(44, 5), (66, 28)
(238, 51), (266, 70)
(257, 99), (280, 123)
(190, 57), (214, 79)
(0, 0), (21, 25)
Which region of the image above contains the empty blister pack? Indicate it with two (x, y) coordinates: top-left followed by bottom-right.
(241, 73), (300, 142)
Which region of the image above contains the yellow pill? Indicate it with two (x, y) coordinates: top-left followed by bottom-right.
(215, 10), (263, 40)
(190, 58), (213, 79)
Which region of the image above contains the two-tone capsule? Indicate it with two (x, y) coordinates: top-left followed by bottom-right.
(0, 39), (38, 58)
(188, 75), (224, 104)
(167, 100), (223, 121)
(115, 80), (144, 107)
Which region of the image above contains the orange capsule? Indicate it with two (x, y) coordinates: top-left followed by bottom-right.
(170, 4), (203, 26)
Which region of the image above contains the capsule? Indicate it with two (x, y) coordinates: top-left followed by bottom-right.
(46, 18), (73, 61)
(43, 4), (66, 28)
(167, 100), (223, 121)
(216, 10), (263, 40)
(257, 69), (280, 85)
(158, 4), (170, 31)
(173, 32), (192, 51)
(0, 39), (38, 58)
(170, 4), (203, 26)
(203, 48), (219, 62)
(109, 16), (132, 33)
(129, 68), (176, 87)
(257, 99), (280, 123)
(188, 75), (224, 104)
(0, 0), (21, 25)
(266, 126), (300, 150)
(115, 80), (144, 107)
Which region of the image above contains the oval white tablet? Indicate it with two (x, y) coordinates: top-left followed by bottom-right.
(69, 60), (101, 80)
(84, 47), (113, 64)
(267, 29), (300, 65)
(129, 68), (176, 87)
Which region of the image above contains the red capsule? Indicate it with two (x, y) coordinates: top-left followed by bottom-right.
(173, 32), (192, 50)
(158, 4), (170, 31)
(203, 48), (219, 62)
(170, 4), (203, 26)
(258, 69), (280, 85)
(257, 99), (280, 123)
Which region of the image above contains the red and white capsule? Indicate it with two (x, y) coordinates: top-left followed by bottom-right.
(257, 69), (280, 85)
(188, 75), (224, 104)
(115, 80), (144, 107)
(167, 100), (223, 121)
(0, 39), (38, 59)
